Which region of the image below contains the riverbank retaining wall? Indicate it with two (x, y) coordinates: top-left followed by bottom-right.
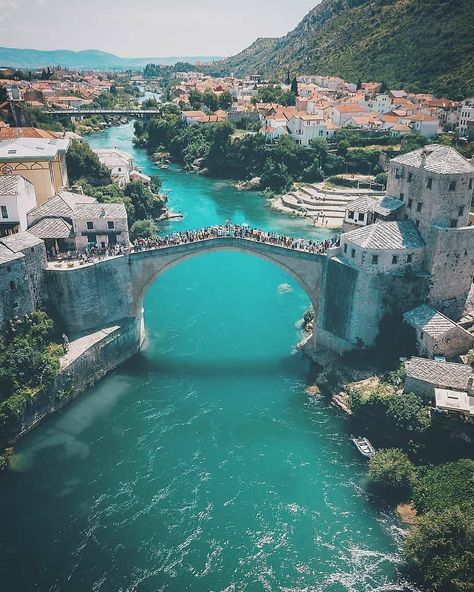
(9, 317), (142, 444)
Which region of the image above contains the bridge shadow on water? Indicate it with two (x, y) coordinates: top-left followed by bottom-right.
(123, 348), (314, 380)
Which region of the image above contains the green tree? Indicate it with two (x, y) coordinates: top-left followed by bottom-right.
(405, 503), (474, 592)
(386, 392), (431, 434)
(413, 460), (474, 514)
(0, 86), (8, 103)
(290, 77), (298, 95)
(130, 219), (158, 240)
(188, 89), (202, 110)
(218, 91), (233, 111)
(260, 158), (290, 192)
(368, 448), (416, 493)
(124, 181), (165, 223)
(66, 140), (111, 185)
(202, 91), (219, 112)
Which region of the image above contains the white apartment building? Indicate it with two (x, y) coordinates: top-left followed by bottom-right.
(93, 148), (134, 187)
(458, 98), (474, 136)
(0, 175), (37, 236)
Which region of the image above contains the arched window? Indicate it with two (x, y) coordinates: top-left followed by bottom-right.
(9, 280), (16, 291)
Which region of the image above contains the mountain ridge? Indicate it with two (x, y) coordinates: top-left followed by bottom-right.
(0, 47), (220, 70)
(221, 0), (474, 98)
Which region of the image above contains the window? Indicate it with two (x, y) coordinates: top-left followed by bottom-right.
(348, 211), (354, 219)
(107, 221), (115, 229)
(416, 202), (423, 212)
(13, 302), (18, 309)
(372, 255), (379, 265)
(88, 234), (97, 244)
(415, 220), (420, 228)
(351, 248), (355, 259)
(392, 255), (398, 264)
(9, 280), (16, 291)
(426, 177), (432, 189)
(408, 198), (413, 209)
(6, 266), (11, 272)
(449, 181), (456, 191)
(358, 213), (365, 222)
(459, 206), (465, 217)
(400, 192), (404, 201)
(450, 219), (458, 228)
(86, 221), (94, 230)
(407, 254), (413, 263)
(408, 172), (413, 183)
(1, 205), (8, 219)
(469, 178), (473, 190)
(343, 243), (347, 253)
(118, 167), (122, 172)
(30, 247), (35, 253)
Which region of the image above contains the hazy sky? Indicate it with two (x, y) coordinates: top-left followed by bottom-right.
(0, 0), (318, 57)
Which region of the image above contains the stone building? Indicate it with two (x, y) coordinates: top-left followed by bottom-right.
(0, 231), (47, 329)
(316, 144), (474, 353)
(404, 356), (473, 400)
(0, 137), (70, 205)
(388, 145), (474, 319)
(27, 191), (129, 255)
(342, 195), (404, 232)
(404, 304), (474, 359)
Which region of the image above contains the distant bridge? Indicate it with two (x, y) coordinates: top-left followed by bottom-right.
(44, 109), (162, 118)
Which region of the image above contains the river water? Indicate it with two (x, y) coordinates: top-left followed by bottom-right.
(0, 123), (410, 591)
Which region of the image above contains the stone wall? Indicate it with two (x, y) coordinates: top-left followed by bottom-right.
(46, 256), (135, 334)
(0, 256), (33, 329)
(9, 318), (142, 444)
(425, 226), (474, 318)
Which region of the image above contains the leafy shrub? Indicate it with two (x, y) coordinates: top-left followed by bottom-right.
(413, 459), (474, 514)
(386, 392), (431, 434)
(405, 502), (474, 592)
(368, 448), (416, 493)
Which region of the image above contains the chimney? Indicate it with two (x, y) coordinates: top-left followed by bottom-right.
(467, 376), (474, 396)
(420, 147), (428, 168)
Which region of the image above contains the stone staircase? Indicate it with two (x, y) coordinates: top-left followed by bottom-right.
(276, 183), (385, 228)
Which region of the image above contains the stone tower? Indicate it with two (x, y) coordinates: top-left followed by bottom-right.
(388, 145), (474, 318)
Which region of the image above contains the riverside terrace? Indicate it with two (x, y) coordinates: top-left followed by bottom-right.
(46, 224), (340, 268)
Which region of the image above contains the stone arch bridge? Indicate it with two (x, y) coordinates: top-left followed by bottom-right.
(45, 229), (391, 357)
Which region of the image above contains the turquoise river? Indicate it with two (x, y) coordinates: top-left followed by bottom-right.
(0, 123), (413, 592)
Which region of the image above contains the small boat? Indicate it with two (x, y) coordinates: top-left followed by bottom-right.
(351, 436), (375, 458)
(160, 164), (170, 170)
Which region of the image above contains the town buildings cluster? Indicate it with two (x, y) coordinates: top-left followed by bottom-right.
(165, 72), (474, 141)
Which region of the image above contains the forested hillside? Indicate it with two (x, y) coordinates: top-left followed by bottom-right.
(222, 0), (474, 98)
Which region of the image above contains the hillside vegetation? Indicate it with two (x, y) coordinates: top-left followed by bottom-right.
(222, 0), (474, 98)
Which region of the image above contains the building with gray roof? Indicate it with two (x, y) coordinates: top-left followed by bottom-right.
(404, 304), (474, 359)
(404, 356), (473, 399)
(27, 190), (129, 255)
(343, 195), (404, 232)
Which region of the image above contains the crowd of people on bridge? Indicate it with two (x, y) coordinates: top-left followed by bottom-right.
(131, 223), (339, 255)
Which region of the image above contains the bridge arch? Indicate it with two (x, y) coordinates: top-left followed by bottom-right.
(129, 238), (327, 321)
